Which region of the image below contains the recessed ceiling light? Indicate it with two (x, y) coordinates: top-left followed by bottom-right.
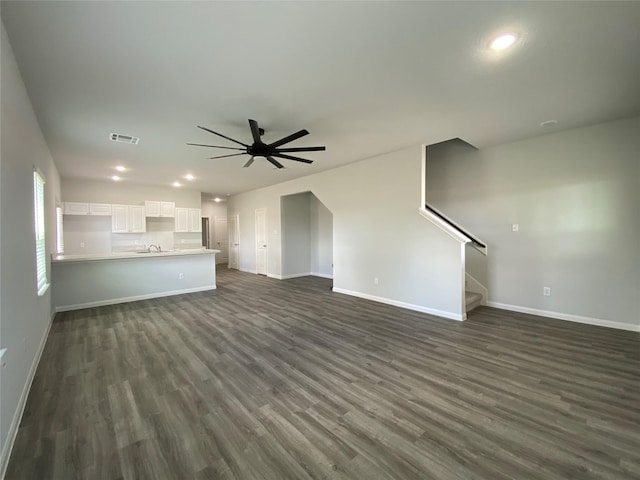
(115, 165), (126, 172)
(185, 174), (194, 181)
(173, 181), (181, 187)
(490, 33), (517, 51)
(214, 197), (221, 203)
(111, 175), (121, 181)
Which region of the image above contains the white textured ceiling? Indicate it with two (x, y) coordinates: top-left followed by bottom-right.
(2, 1), (639, 198)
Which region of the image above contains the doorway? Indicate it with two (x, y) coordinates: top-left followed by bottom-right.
(280, 192), (333, 280)
(201, 217), (210, 248)
(214, 216), (229, 263)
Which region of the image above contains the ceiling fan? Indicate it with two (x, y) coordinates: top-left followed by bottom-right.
(187, 119), (325, 169)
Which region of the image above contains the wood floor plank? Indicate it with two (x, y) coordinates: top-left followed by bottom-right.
(5, 265), (640, 479)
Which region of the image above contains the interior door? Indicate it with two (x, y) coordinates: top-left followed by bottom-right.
(228, 214), (239, 270)
(214, 216), (229, 263)
(201, 217), (210, 248)
(255, 208), (267, 275)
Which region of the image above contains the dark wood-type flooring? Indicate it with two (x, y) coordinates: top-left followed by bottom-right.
(6, 266), (640, 479)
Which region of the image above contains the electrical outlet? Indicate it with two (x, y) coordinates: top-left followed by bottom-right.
(512, 224), (519, 232)
(374, 277), (379, 285)
(179, 273), (184, 280)
(543, 287), (551, 296)
(80, 241), (85, 248)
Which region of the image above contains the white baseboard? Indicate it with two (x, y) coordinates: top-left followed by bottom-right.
(268, 273), (307, 280)
(332, 288), (464, 321)
(487, 301), (640, 332)
(268, 272), (334, 280)
(311, 272), (333, 279)
(55, 285), (217, 312)
(239, 268), (257, 274)
(0, 311), (55, 478)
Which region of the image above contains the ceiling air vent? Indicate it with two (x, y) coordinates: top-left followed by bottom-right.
(110, 133), (140, 145)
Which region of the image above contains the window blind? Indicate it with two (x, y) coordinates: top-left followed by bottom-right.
(34, 170), (49, 296)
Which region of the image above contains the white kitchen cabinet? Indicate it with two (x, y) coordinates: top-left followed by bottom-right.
(189, 208), (202, 232)
(112, 204), (146, 233)
(174, 207), (201, 232)
(89, 203), (112, 216)
(63, 202), (89, 215)
(145, 200), (175, 218)
(64, 202), (111, 216)
(174, 208), (189, 232)
(130, 205), (146, 232)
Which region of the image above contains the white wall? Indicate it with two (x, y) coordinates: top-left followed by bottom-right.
(427, 117), (640, 330)
(62, 178), (201, 206)
(281, 192), (311, 277)
(61, 179), (202, 254)
(0, 23), (62, 474)
(228, 145), (464, 320)
(310, 193), (333, 278)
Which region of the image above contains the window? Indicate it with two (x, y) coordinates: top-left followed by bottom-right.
(56, 204), (64, 254)
(34, 170), (49, 296)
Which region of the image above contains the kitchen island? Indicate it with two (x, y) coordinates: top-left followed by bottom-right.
(51, 249), (220, 311)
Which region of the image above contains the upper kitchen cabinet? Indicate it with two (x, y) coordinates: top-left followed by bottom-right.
(112, 205), (146, 233)
(145, 201), (175, 218)
(64, 202), (112, 216)
(175, 208), (201, 233)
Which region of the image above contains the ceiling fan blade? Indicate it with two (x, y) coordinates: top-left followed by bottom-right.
(208, 153), (248, 160)
(186, 143), (245, 151)
(272, 153), (314, 164)
(268, 129), (309, 148)
(197, 126), (248, 147)
(248, 119), (262, 144)
(266, 156), (285, 169)
(274, 146), (326, 153)
(243, 157), (255, 168)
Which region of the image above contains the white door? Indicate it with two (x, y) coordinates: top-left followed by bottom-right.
(228, 214), (239, 270)
(214, 216), (229, 263)
(255, 208), (267, 275)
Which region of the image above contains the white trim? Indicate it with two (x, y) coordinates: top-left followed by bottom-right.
(333, 287), (465, 321)
(1, 311), (55, 478)
(465, 272), (488, 305)
(487, 302), (640, 332)
(240, 268), (257, 274)
(54, 286), (216, 312)
(311, 272), (333, 279)
(267, 272), (333, 280)
(421, 144), (427, 208)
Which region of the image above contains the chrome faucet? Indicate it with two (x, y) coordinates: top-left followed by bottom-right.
(147, 244), (161, 253)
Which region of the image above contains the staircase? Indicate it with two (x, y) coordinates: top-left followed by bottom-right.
(465, 291), (482, 314)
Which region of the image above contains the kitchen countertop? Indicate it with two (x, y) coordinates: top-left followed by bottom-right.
(52, 248), (220, 263)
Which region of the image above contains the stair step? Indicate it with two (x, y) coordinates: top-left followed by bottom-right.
(465, 291), (482, 313)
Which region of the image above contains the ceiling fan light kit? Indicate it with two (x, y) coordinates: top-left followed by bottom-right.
(187, 119), (325, 169)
